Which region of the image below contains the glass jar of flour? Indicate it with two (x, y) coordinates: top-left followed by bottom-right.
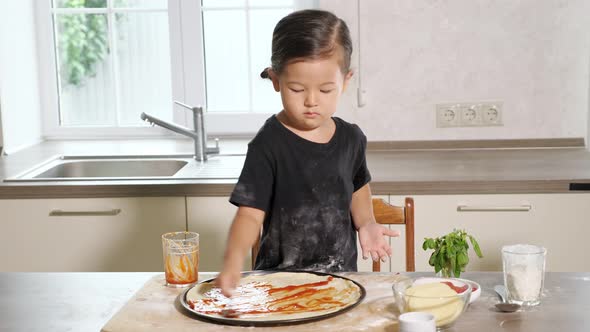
(502, 244), (547, 306)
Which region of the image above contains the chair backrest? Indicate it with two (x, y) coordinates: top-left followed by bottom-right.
(371, 197), (415, 272)
(251, 197), (415, 272)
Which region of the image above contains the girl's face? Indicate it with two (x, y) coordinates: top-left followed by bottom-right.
(270, 51), (353, 131)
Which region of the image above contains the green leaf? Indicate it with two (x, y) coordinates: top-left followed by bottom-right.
(446, 246), (454, 259)
(454, 257), (462, 277)
(457, 251), (469, 267)
(430, 238), (437, 248)
(423, 237), (442, 251)
(436, 249), (445, 272)
(469, 235), (484, 258)
(429, 252), (437, 267)
(434, 257), (442, 273)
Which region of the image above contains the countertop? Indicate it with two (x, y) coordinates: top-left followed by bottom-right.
(2, 138), (590, 198)
(0, 271), (588, 332)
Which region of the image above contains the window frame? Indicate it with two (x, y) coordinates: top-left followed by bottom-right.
(201, 1), (318, 136)
(35, 0), (314, 139)
(36, 0), (189, 139)
(177, 0), (276, 137)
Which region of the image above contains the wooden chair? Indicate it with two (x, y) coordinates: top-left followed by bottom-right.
(251, 197), (415, 272)
(371, 197), (415, 272)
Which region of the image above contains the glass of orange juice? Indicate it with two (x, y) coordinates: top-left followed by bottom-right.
(162, 231), (199, 287)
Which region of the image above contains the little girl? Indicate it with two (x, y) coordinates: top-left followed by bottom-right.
(217, 9), (398, 296)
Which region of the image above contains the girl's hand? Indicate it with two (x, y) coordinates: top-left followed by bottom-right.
(214, 206), (265, 297)
(215, 265), (242, 297)
(357, 223), (400, 262)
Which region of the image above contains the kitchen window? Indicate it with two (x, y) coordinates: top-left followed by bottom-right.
(36, 0), (316, 139)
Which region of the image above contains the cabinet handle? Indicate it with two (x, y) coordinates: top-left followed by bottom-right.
(457, 205), (531, 212)
(49, 209), (122, 216)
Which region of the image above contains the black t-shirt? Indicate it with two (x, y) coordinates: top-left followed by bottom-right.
(229, 115), (371, 272)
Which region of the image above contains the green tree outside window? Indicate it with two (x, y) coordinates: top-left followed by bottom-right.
(58, 0), (126, 86)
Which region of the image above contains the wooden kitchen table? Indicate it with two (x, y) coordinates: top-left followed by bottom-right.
(0, 272), (588, 332)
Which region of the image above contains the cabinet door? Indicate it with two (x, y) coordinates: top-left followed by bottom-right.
(413, 194), (590, 272)
(186, 197), (248, 272)
(0, 197), (186, 272)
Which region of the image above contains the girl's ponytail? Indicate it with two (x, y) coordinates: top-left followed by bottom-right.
(260, 67), (271, 79)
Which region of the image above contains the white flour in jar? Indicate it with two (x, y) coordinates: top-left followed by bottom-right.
(503, 244), (546, 303)
(506, 264), (543, 301)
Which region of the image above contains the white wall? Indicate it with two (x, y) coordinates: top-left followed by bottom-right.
(323, 0), (590, 141)
(0, 0), (43, 154)
(588, 56), (590, 149)
(0, 104), (4, 153)
(0, 105), (4, 155)
(1, 1), (588, 146)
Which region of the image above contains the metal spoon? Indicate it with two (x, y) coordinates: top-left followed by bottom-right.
(494, 285), (521, 312)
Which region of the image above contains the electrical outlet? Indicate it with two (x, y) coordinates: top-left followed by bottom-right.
(435, 103), (461, 127)
(460, 104), (481, 126)
(436, 101), (503, 127)
(481, 102), (503, 125)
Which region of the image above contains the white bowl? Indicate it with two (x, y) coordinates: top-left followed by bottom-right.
(457, 278), (481, 304)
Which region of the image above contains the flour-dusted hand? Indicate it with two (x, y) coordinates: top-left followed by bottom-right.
(216, 206), (265, 297)
(358, 223), (400, 262)
(215, 265), (241, 297)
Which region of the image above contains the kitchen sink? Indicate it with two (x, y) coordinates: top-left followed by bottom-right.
(37, 159), (188, 178)
(3, 154), (246, 182)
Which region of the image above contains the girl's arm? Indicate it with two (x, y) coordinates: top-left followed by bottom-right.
(350, 183), (399, 262)
(215, 206), (265, 297)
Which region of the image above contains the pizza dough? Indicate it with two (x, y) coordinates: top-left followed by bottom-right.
(185, 272), (362, 321)
(404, 282), (464, 327)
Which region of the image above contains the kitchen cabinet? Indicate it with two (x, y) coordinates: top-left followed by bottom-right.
(186, 197), (249, 272)
(406, 193), (590, 272)
(0, 197), (186, 272)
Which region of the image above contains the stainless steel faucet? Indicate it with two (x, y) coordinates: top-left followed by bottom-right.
(140, 101), (220, 161)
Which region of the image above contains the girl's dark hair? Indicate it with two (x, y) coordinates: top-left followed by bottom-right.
(260, 9), (352, 79)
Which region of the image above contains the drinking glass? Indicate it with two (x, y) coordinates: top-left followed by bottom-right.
(502, 244), (546, 306)
(162, 231), (199, 287)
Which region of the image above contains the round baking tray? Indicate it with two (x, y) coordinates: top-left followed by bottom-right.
(179, 270), (366, 327)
